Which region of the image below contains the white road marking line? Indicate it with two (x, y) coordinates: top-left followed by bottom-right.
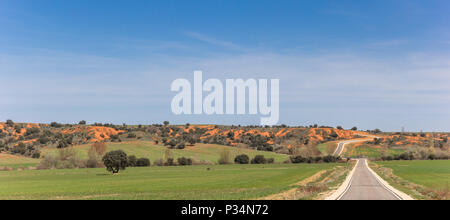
(336, 159), (359, 200)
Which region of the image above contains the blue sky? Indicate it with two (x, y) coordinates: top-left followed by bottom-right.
(1, 0), (449, 131)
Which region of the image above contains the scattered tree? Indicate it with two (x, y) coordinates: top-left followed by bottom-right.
(5, 119), (14, 127)
(50, 122), (63, 128)
(102, 150), (128, 174)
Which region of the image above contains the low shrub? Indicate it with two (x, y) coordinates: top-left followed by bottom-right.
(164, 158), (175, 166)
(251, 155), (267, 164)
(177, 157), (192, 166)
(192, 159), (214, 166)
(31, 152), (41, 159)
(153, 158), (164, 166)
(86, 156), (100, 168)
(38, 148), (87, 169)
(234, 154), (249, 164)
(127, 133), (137, 138)
(176, 142), (185, 149)
(38, 155), (59, 169)
(11, 143), (26, 155)
(128, 155), (137, 167)
(136, 158), (151, 167)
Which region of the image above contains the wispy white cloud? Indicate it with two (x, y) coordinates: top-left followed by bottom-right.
(185, 31), (245, 51)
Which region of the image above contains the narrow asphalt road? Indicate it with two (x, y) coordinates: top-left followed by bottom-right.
(338, 159), (401, 200)
(329, 136), (405, 200)
(333, 136), (377, 156)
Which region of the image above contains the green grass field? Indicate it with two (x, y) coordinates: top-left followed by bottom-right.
(0, 154), (40, 169)
(0, 163), (339, 200)
(316, 142), (338, 155)
(375, 160), (450, 190)
(41, 141), (290, 164)
(343, 145), (405, 159)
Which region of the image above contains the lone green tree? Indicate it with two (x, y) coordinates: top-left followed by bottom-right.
(102, 150), (128, 174)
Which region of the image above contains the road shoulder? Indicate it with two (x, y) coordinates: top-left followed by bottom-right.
(365, 160), (414, 200)
(324, 159), (358, 200)
(261, 164), (352, 200)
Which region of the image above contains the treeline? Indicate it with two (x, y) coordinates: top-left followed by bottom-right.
(380, 147), (450, 161)
(367, 136), (448, 149)
(100, 150), (277, 174)
(289, 155), (342, 164)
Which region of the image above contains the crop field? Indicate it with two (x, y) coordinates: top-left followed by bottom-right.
(375, 160), (450, 190)
(41, 141), (290, 164)
(0, 163), (339, 200)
